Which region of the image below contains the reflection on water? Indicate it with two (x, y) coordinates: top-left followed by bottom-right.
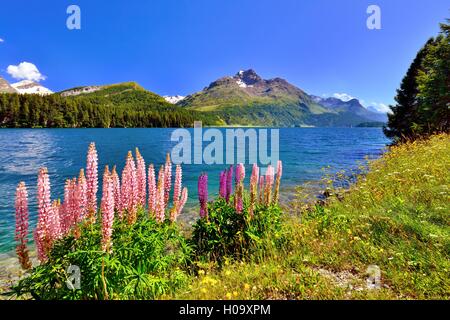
(0, 128), (389, 253)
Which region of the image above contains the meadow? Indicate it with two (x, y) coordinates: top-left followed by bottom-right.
(5, 134), (450, 300)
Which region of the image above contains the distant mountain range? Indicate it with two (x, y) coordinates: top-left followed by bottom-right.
(0, 70), (388, 127)
(177, 69), (388, 126)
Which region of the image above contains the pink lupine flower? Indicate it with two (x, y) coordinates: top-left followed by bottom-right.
(226, 165), (233, 203)
(50, 199), (62, 240)
(135, 148), (147, 207)
(178, 187), (188, 216)
(170, 166), (185, 222)
(15, 182), (31, 270)
(235, 163), (245, 185)
(61, 179), (75, 236)
(111, 166), (121, 218)
(249, 164), (259, 217)
(264, 165), (275, 205)
(235, 195), (243, 213)
(60, 179), (70, 235)
(86, 142), (98, 222)
(121, 151), (138, 224)
(173, 165), (182, 208)
(62, 178), (79, 236)
(259, 175), (265, 204)
(164, 153), (172, 206)
(101, 166), (115, 252)
(155, 165), (166, 222)
(77, 169), (88, 220)
(198, 173), (208, 219)
(234, 163), (245, 213)
(219, 170), (227, 199)
(69, 178), (78, 228)
(35, 167), (53, 262)
(33, 229), (44, 263)
(148, 164), (156, 215)
(273, 160), (283, 204)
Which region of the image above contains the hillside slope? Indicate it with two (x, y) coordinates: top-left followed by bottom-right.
(180, 70), (386, 127)
(173, 134), (450, 300)
(0, 82), (220, 128)
(0, 76), (17, 94)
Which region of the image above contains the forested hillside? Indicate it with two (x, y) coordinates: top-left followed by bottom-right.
(0, 83), (219, 128)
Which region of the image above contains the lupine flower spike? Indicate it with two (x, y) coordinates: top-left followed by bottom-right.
(219, 170), (227, 199)
(155, 165), (166, 222)
(101, 166), (115, 252)
(249, 163), (259, 217)
(77, 169), (88, 221)
(121, 151), (138, 224)
(234, 164), (245, 213)
(170, 165), (183, 222)
(51, 199), (62, 240)
(164, 153), (172, 206)
(178, 187), (188, 216)
(15, 182), (31, 270)
(259, 175), (264, 204)
(86, 142), (98, 223)
(198, 173), (208, 219)
(148, 164), (156, 215)
(264, 165), (275, 205)
(135, 148), (147, 207)
(35, 167), (53, 262)
(111, 166), (121, 218)
(273, 160), (283, 204)
(226, 165), (233, 203)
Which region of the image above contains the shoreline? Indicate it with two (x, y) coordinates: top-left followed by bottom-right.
(0, 183), (320, 296)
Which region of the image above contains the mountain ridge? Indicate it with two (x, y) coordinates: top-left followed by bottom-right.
(1, 70), (388, 127)
(178, 69), (387, 127)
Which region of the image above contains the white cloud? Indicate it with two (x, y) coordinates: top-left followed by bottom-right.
(0, 38), (4, 43)
(368, 102), (391, 114)
(7, 62), (46, 82)
(332, 93), (356, 102)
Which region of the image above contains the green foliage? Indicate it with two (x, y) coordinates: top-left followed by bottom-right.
(174, 134), (450, 300)
(191, 196), (283, 262)
(11, 212), (192, 300)
(385, 21), (450, 140)
(0, 83), (219, 128)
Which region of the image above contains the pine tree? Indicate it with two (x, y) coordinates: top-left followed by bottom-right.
(384, 38), (435, 139)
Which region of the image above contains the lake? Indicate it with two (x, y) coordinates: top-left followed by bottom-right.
(0, 128), (390, 253)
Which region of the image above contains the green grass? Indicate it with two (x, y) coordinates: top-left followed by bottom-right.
(170, 134), (450, 300)
(7, 134), (449, 300)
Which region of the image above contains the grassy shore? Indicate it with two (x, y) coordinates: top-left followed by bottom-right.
(170, 134), (450, 300)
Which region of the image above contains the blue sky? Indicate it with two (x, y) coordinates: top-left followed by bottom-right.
(0, 0), (448, 111)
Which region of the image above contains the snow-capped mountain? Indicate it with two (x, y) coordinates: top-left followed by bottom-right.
(11, 80), (53, 95)
(163, 95), (185, 104)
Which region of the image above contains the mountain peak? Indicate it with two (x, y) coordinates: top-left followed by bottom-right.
(11, 80), (53, 95)
(234, 69), (262, 86)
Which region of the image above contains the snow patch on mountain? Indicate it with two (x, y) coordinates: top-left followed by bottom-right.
(163, 95), (185, 104)
(236, 79), (247, 88)
(11, 80), (53, 95)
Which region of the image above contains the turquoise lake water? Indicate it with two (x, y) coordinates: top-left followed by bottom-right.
(0, 128), (390, 253)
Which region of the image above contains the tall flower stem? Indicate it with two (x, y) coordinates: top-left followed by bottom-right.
(86, 142), (98, 224)
(15, 182), (31, 270)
